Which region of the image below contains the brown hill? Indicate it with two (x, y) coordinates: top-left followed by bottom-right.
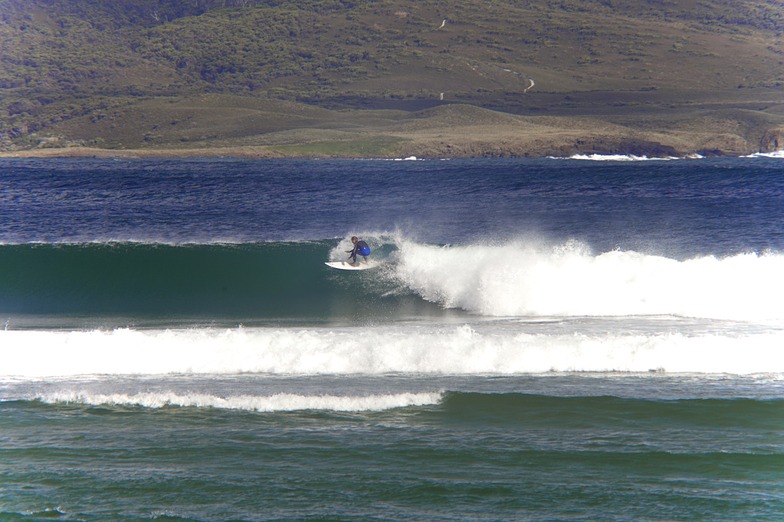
(1, 0), (783, 157)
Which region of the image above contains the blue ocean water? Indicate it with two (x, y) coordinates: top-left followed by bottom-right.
(1, 156), (783, 520)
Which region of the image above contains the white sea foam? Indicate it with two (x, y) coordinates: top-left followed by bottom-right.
(743, 150), (784, 158)
(559, 154), (678, 161)
(392, 239), (784, 322)
(35, 390), (441, 412)
(2, 323), (783, 377)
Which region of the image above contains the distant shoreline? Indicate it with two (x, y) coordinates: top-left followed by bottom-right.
(0, 146), (283, 160)
(0, 140), (772, 161)
(2, 109), (782, 161)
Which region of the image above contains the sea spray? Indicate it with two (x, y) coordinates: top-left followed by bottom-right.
(392, 239), (784, 321)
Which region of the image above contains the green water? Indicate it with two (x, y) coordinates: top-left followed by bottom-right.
(2, 377), (783, 521)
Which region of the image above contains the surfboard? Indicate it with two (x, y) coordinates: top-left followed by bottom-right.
(325, 261), (376, 271)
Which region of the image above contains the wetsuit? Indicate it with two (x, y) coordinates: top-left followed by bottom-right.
(348, 240), (371, 263)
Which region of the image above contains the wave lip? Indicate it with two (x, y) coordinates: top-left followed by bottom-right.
(36, 390), (443, 413)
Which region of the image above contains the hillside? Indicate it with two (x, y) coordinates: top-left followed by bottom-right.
(1, 0), (783, 157)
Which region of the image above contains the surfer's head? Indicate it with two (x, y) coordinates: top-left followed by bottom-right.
(351, 236), (358, 243)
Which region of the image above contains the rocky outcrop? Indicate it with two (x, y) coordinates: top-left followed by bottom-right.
(760, 128), (784, 153)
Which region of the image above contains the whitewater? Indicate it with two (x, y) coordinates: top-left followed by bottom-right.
(3, 232), (783, 378)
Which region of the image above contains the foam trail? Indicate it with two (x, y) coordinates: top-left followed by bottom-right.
(566, 154), (677, 161)
(393, 240), (784, 322)
(3, 325), (783, 377)
(36, 390), (442, 412)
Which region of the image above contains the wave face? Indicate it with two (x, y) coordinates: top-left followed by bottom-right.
(2, 238), (782, 323)
(23, 390), (784, 429)
(0, 239), (439, 321)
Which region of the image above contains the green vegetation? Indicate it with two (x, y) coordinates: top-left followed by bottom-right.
(271, 136), (407, 157)
(1, 0), (783, 155)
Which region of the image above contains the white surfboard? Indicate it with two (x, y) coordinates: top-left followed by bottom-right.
(325, 261), (377, 271)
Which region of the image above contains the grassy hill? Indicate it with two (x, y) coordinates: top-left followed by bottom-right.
(1, 0), (783, 156)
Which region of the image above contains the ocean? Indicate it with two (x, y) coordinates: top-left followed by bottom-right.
(1, 156), (783, 521)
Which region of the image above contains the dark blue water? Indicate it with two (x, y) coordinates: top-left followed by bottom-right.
(2, 157), (782, 255)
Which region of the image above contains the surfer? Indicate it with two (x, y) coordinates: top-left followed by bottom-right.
(346, 236), (371, 265)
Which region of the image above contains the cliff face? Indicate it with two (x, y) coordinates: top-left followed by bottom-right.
(761, 129), (784, 152)
(2, 0), (783, 156)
